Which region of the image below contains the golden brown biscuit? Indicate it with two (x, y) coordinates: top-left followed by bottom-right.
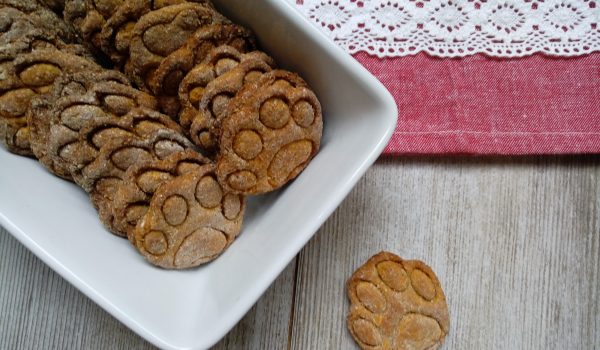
(99, 0), (215, 65)
(187, 50), (275, 154)
(79, 129), (195, 236)
(46, 81), (157, 178)
(132, 163), (245, 269)
(28, 70), (130, 179)
(216, 70), (322, 195)
(147, 24), (255, 117)
(112, 149), (209, 238)
(125, 3), (226, 91)
(347, 252), (450, 350)
(0, 48), (99, 156)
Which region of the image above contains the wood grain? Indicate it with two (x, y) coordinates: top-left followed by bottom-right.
(1, 156), (598, 349)
(291, 156), (600, 349)
(0, 228), (295, 350)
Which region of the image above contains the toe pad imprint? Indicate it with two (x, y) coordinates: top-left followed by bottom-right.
(132, 164), (245, 269)
(216, 70), (322, 195)
(347, 251), (450, 350)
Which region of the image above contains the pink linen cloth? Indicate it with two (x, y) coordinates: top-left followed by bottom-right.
(354, 52), (600, 155)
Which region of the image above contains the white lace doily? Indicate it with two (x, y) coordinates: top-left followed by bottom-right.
(286, 0), (600, 57)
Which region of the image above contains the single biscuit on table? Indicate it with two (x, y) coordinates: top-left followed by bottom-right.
(125, 2), (227, 91)
(216, 70), (322, 195)
(132, 163), (245, 269)
(99, 0), (215, 66)
(0, 48), (99, 156)
(347, 252), (450, 350)
(188, 50), (275, 155)
(28, 70), (130, 179)
(46, 80), (157, 178)
(113, 149), (209, 238)
(148, 24), (255, 117)
(79, 129), (195, 236)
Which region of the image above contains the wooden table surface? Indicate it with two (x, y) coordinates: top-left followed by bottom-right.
(1, 156), (599, 349)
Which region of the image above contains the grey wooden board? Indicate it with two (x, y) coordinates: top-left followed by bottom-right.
(1, 156), (599, 349)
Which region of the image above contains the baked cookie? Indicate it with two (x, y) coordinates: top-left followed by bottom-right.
(177, 45), (243, 131)
(216, 70), (322, 194)
(64, 0), (124, 52)
(347, 252), (450, 350)
(37, 0), (66, 13)
(28, 70), (130, 178)
(148, 24), (255, 117)
(99, 0), (214, 65)
(0, 48), (99, 156)
(46, 81), (156, 178)
(0, 2), (77, 43)
(69, 106), (181, 188)
(131, 163), (245, 269)
(188, 50), (275, 154)
(112, 149), (209, 238)
(0, 0), (40, 12)
(125, 2), (226, 91)
(79, 129), (195, 236)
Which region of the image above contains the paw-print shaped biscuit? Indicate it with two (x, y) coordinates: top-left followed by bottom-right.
(0, 4), (77, 44)
(112, 149), (209, 239)
(0, 48), (99, 155)
(216, 70), (323, 194)
(188, 51), (275, 155)
(46, 81), (157, 177)
(126, 3), (226, 91)
(28, 70), (130, 179)
(347, 252), (450, 350)
(80, 129), (195, 236)
(149, 24), (255, 108)
(177, 45), (266, 131)
(65, 0), (124, 54)
(98, 0), (215, 66)
(69, 106), (182, 187)
(132, 164), (245, 269)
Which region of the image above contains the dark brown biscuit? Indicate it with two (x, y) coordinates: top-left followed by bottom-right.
(37, 0), (66, 13)
(0, 48), (99, 156)
(148, 24), (255, 117)
(125, 3), (226, 91)
(28, 70), (130, 179)
(65, 0), (124, 53)
(0, 0), (40, 12)
(79, 129), (195, 236)
(112, 149), (209, 238)
(216, 70), (323, 195)
(347, 252), (450, 350)
(70, 106), (181, 188)
(176, 46), (233, 131)
(187, 51), (275, 154)
(99, 0), (214, 65)
(132, 163), (245, 269)
(46, 81), (157, 178)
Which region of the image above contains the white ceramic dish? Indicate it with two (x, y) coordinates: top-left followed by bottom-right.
(0, 1), (397, 348)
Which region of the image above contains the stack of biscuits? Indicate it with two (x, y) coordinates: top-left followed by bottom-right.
(0, 0), (323, 269)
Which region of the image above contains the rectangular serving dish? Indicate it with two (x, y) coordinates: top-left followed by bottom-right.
(0, 1), (397, 348)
